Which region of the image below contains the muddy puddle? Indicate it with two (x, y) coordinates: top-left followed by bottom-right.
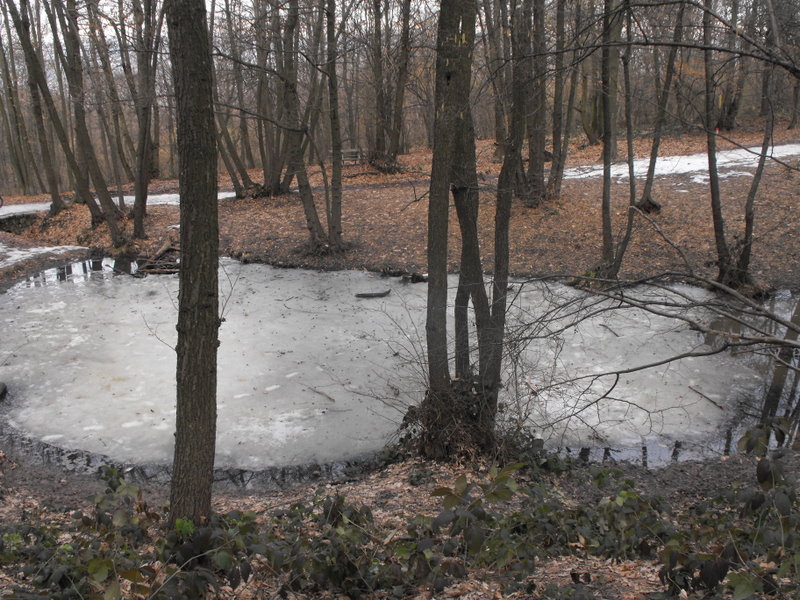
(0, 257), (797, 482)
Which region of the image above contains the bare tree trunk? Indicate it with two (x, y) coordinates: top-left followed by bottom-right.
(7, 0), (113, 234)
(479, 0), (509, 161)
(29, 66), (64, 214)
(86, 2), (136, 182)
(0, 8), (38, 194)
(223, 0), (255, 168)
(284, 0), (327, 248)
(325, 0), (343, 249)
(54, 0), (126, 246)
(600, 0), (615, 267)
(426, 0), (473, 423)
(703, 0), (732, 284)
(545, 0), (566, 199)
(132, 0), (164, 239)
(637, 0), (685, 214)
(483, 0), (527, 439)
(599, 0), (637, 280)
(387, 0), (411, 161)
(21, 0), (64, 214)
(547, 0), (582, 201)
(525, 0), (546, 207)
(165, 0), (219, 528)
(789, 80), (799, 129)
(369, 0), (388, 162)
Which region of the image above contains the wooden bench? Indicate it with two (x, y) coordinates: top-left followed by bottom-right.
(340, 149), (365, 164)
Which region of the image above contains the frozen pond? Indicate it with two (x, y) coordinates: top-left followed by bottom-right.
(0, 258), (769, 472)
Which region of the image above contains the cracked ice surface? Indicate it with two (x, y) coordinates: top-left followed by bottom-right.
(0, 259), (766, 469)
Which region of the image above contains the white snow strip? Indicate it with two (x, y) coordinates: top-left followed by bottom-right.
(0, 192), (236, 219)
(563, 143), (800, 181)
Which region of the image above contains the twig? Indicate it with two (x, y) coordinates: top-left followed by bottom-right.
(689, 385), (724, 409)
(307, 386), (336, 402)
(633, 206), (695, 275)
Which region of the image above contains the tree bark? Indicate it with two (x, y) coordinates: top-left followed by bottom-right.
(703, 0), (732, 284)
(637, 0), (685, 214)
(6, 0), (113, 233)
(387, 0), (412, 161)
(325, 0), (343, 249)
(53, 0), (126, 246)
(165, 0), (219, 527)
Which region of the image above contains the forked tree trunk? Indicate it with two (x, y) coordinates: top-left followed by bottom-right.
(283, 0), (327, 248)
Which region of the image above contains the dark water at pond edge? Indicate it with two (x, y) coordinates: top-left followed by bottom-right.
(0, 257), (798, 484)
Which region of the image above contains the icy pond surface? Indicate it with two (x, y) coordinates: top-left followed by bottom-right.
(0, 259), (768, 470)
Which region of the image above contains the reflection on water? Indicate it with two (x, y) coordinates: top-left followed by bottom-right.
(19, 257), (143, 288)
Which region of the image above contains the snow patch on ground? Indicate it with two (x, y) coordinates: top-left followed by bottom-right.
(0, 192), (236, 220)
(563, 143), (800, 181)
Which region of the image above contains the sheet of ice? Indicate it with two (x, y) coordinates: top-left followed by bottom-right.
(0, 259), (764, 468)
(563, 143), (800, 181)
(0, 242), (88, 270)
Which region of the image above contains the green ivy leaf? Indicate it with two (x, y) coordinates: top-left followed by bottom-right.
(87, 558), (111, 583)
(213, 550), (234, 571)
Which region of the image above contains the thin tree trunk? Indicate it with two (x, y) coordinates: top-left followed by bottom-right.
(547, 0), (582, 201)
(600, 0), (615, 266)
(703, 0), (731, 284)
(283, 0), (327, 247)
(484, 0), (527, 440)
(28, 64), (64, 214)
(0, 11), (38, 194)
(86, 2), (137, 181)
(369, 0), (388, 160)
(6, 0), (109, 230)
(387, 0), (411, 160)
(602, 0), (637, 279)
(638, 0), (684, 214)
(325, 0), (343, 249)
(54, 0), (126, 246)
(133, 0), (164, 239)
(545, 0), (565, 200)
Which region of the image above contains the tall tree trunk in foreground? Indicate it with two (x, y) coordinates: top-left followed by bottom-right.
(165, 0), (220, 526)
